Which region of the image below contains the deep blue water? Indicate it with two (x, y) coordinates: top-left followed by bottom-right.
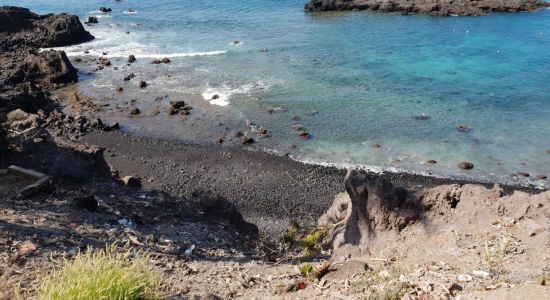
(7, 0), (550, 186)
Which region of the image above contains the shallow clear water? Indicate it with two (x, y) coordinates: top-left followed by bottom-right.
(8, 0), (550, 186)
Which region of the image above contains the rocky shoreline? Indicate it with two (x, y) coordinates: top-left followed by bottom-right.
(1, 6), (549, 300)
(304, 0), (550, 16)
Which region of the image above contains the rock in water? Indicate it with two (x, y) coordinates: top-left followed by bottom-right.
(0, 6), (94, 51)
(457, 161), (474, 170)
(138, 81), (147, 88)
(99, 7), (112, 13)
(128, 54), (136, 63)
(303, 0), (550, 16)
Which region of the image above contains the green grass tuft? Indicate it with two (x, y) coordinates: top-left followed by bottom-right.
(34, 244), (168, 300)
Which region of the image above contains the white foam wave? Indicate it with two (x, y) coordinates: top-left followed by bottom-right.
(201, 80), (277, 107)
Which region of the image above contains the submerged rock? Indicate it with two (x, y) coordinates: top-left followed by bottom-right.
(457, 161), (474, 170)
(123, 73), (135, 81)
(415, 113), (430, 120)
(151, 58), (171, 64)
(241, 137), (254, 144)
(456, 124), (471, 132)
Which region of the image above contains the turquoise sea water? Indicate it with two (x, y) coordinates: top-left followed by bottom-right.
(6, 0), (550, 186)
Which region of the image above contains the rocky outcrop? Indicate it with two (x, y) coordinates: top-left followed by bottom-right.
(0, 49), (77, 112)
(304, 0), (550, 16)
(0, 6), (94, 51)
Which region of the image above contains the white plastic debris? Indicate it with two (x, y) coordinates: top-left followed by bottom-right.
(472, 270), (490, 279)
(457, 274), (473, 282)
(184, 244), (195, 256)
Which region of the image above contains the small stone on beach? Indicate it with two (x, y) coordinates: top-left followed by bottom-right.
(425, 160), (437, 164)
(138, 81), (147, 88)
(514, 172), (530, 177)
(535, 175), (547, 180)
(120, 175), (141, 188)
(130, 108), (140, 115)
(372, 144), (382, 149)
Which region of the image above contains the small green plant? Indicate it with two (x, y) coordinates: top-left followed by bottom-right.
(282, 221), (301, 244)
(483, 236), (514, 266)
(34, 244), (168, 300)
(300, 228), (330, 255)
(299, 263), (314, 279)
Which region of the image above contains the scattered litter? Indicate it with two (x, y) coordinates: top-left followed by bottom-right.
(184, 244), (195, 256)
(472, 270), (490, 279)
(457, 274), (473, 282)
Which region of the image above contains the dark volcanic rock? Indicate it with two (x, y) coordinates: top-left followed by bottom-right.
(99, 7), (112, 13)
(85, 16), (98, 24)
(304, 0), (549, 16)
(457, 161), (474, 170)
(0, 6), (94, 51)
(138, 81), (147, 88)
(128, 55), (136, 63)
(73, 195), (99, 211)
(0, 49), (77, 111)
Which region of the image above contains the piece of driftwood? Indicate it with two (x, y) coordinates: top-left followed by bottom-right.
(5, 165), (51, 197)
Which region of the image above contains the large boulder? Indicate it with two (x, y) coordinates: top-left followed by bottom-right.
(0, 49), (77, 112)
(0, 6), (94, 51)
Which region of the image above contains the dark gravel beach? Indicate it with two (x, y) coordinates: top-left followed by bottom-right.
(81, 130), (536, 235)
